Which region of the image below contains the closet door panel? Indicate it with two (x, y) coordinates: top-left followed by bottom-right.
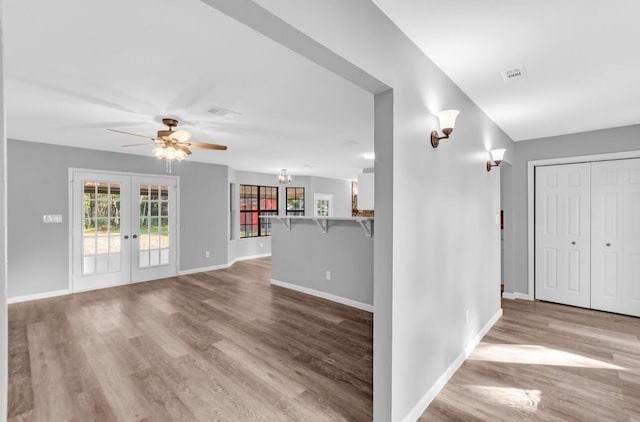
(591, 158), (640, 317)
(535, 163), (591, 307)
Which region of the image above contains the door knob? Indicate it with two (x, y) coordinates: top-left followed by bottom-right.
(606, 243), (611, 247)
(124, 235), (129, 240)
(571, 241), (576, 245)
(132, 234), (138, 239)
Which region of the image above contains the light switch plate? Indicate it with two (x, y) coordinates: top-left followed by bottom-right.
(43, 214), (63, 224)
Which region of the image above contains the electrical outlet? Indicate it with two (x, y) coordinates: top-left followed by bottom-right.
(205, 251), (210, 258)
(43, 214), (63, 224)
(465, 309), (470, 324)
(260, 242), (264, 248)
(325, 271), (331, 281)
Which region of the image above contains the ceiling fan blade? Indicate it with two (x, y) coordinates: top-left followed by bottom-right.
(107, 128), (156, 140)
(169, 129), (192, 142)
(120, 143), (152, 148)
(185, 141), (228, 151)
(175, 144), (192, 155)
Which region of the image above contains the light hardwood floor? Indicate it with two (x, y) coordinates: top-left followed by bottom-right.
(420, 299), (640, 421)
(8, 258), (373, 421)
(8, 259), (640, 421)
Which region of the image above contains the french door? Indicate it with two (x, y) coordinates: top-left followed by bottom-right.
(72, 170), (178, 292)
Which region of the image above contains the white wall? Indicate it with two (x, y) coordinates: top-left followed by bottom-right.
(203, 2), (514, 420)
(0, 2), (8, 416)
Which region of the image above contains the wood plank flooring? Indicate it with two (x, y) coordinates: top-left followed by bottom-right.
(420, 299), (640, 421)
(8, 258), (640, 421)
(7, 258), (373, 421)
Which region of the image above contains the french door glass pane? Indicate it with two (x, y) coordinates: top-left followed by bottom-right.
(82, 181), (122, 275)
(316, 199), (330, 216)
(138, 184), (170, 268)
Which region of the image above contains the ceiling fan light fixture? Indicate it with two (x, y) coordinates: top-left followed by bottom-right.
(171, 130), (192, 142)
(152, 146), (166, 158)
(108, 117), (227, 173)
(175, 148), (187, 161)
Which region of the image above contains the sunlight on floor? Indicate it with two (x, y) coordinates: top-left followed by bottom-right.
(462, 385), (541, 413)
(469, 343), (626, 370)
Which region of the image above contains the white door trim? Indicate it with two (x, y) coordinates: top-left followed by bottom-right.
(68, 168), (180, 293)
(527, 150), (640, 301)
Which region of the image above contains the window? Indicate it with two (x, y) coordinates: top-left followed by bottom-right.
(314, 193), (333, 217)
(286, 187), (305, 216)
(240, 184), (278, 238)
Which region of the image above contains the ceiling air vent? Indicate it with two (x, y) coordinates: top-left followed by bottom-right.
(207, 106), (241, 118)
(501, 67), (526, 83)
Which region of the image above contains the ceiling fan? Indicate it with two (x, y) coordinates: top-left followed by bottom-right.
(107, 118), (227, 165)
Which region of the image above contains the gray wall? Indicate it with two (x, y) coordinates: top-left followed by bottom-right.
(228, 170), (275, 262)
(228, 170), (353, 263)
(275, 175), (352, 217)
(8, 140), (229, 298)
(510, 124), (640, 296)
(0, 5), (8, 416)
(309, 176), (352, 217)
(271, 219), (373, 306)
(500, 162), (515, 293)
(373, 89), (393, 418)
(232, 2), (514, 420)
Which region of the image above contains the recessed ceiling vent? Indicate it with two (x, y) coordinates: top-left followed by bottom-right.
(501, 67), (526, 83)
(207, 106), (241, 118)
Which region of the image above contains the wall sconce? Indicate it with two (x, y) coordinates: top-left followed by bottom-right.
(431, 109), (460, 148)
(486, 148), (506, 172)
(278, 168), (292, 184)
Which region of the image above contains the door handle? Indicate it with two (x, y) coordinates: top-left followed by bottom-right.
(124, 235), (129, 240)
(132, 234), (138, 239)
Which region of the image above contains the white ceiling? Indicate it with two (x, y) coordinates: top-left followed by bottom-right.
(373, 0), (640, 141)
(7, 0), (639, 178)
(5, 0), (374, 180)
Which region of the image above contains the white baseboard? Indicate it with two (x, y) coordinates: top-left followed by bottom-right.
(270, 278), (374, 313)
(9, 256), (273, 304)
(401, 308), (503, 422)
(8, 289), (71, 304)
(502, 291), (531, 301)
(178, 263), (230, 276)
(229, 253), (271, 267)
(178, 253), (272, 276)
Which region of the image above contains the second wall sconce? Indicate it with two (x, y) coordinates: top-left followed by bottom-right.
(431, 109), (460, 148)
(486, 148), (506, 172)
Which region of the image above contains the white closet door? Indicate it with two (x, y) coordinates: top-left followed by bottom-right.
(591, 159), (640, 317)
(535, 163), (591, 307)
